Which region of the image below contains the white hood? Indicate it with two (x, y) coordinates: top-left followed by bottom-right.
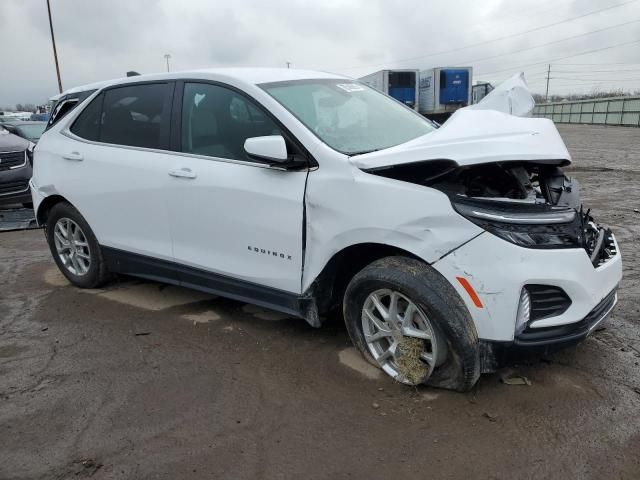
(466, 72), (535, 117)
(351, 108), (570, 170)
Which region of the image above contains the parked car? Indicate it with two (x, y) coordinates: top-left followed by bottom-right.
(30, 113), (50, 122)
(0, 126), (33, 207)
(30, 69), (622, 390)
(0, 116), (20, 124)
(2, 121), (46, 143)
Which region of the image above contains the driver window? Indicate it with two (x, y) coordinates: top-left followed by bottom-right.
(181, 83), (282, 162)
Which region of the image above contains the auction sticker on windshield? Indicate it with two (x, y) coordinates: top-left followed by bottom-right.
(336, 83), (365, 92)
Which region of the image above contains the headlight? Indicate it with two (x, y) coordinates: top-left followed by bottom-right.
(453, 199), (581, 249)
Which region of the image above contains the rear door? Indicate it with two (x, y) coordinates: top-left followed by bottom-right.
(165, 81), (308, 293)
(60, 82), (176, 260)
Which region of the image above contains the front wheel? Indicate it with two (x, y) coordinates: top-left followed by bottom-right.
(343, 256), (480, 391)
(45, 202), (111, 288)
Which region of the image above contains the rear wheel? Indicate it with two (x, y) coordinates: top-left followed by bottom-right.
(45, 202), (111, 288)
(343, 256), (480, 391)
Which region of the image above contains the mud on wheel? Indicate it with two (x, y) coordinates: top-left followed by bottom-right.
(343, 256), (480, 392)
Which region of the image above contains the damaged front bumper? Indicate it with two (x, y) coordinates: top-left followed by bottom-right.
(431, 227), (622, 346)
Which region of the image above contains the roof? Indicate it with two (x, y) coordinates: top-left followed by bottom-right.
(50, 68), (350, 101)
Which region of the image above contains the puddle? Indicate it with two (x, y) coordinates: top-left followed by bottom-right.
(338, 347), (382, 380)
(43, 267), (69, 287)
(182, 310), (221, 324)
(421, 392), (440, 402)
(98, 283), (212, 311)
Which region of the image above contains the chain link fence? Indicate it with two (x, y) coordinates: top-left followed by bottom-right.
(533, 96), (640, 126)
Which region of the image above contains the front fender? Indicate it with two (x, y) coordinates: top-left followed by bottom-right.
(302, 165), (482, 291)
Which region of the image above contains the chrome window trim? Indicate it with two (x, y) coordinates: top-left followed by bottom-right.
(60, 129), (298, 171)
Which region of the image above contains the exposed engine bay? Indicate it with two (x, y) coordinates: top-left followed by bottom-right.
(366, 160), (617, 266)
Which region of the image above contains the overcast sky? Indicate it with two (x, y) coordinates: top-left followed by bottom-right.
(1, 0), (639, 106)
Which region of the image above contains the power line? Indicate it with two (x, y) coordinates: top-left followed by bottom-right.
(549, 77), (640, 81)
(554, 62), (640, 65)
(548, 68), (640, 73)
(453, 19), (639, 70)
(476, 38), (640, 77)
(333, 0), (639, 71)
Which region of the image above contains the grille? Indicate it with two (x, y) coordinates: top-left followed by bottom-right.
(0, 151), (26, 171)
(0, 180), (29, 196)
(527, 285), (572, 321)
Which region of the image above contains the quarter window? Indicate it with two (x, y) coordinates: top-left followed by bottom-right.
(70, 94), (103, 141)
(181, 82), (282, 162)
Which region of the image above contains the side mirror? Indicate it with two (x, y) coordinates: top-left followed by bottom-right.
(244, 135), (288, 163)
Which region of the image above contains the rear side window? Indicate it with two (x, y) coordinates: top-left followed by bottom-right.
(100, 83), (172, 149)
(70, 94), (103, 141)
(46, 89), (96, 131)
(181, 82), (282, 161)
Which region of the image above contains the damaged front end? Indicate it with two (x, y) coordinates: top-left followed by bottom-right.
(369, 160), (617, 266)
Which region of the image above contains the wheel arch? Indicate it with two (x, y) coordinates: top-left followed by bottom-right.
(305, 242), (423, 315)
(36, 194), (71, 226)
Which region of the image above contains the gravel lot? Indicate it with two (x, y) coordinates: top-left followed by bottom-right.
(1, 124), (639, 479)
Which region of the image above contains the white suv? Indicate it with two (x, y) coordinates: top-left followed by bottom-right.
(31, 68), (622, 391)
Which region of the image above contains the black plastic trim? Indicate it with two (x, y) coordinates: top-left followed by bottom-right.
(101, 246), (310, 319)
(526, 284), (572, 321)
(513, 288), (617, 347)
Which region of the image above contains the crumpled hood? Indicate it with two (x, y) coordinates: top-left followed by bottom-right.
(0, 129), (29, 152)
(350, 109), (571, 170)
(465, 72), (535, 117)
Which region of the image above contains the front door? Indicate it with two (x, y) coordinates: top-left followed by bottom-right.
(166, 81), (307, 293)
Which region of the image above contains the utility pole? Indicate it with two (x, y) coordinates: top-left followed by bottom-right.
(286, 62), (291, 69)
(46, 0), (63, 93)
(545, 64), (551, 102)
(164, 54), (171, 72)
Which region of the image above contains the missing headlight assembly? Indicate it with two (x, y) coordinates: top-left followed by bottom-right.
(367, 160), (614, 265)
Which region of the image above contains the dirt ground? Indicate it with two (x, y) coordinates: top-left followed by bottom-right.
(1, 124), (639, 480)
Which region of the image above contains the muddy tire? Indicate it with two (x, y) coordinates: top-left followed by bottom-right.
(343, 256), (480, 392)
(45, 202), (111, 289)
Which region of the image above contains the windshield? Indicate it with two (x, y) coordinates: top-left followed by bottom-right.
(261, 79), (435, 155)
(17, 123), (46, 141)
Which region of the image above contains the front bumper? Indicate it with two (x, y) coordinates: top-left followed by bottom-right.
(432, 230), (622, 343)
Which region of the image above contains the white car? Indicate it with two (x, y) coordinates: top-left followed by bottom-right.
(30, 68), (622, 391)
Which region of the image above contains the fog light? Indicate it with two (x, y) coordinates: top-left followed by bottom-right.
(515, 288), (531, 334)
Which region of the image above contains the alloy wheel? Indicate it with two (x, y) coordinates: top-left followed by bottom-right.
(361, 289), (442, 385)
(53, 217), (91, 276)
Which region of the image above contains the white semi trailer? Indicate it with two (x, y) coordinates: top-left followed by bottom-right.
(358, 69), (420, 110)
(418, 67), (473, 121)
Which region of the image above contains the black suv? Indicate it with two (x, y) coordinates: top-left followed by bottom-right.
(0, 127), (33, 207)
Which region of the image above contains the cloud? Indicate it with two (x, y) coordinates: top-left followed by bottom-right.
(0, 0), (638, 106)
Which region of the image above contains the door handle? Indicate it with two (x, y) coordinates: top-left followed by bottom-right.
(62, 151), (83, 161)
(168, 167), (197, 179)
